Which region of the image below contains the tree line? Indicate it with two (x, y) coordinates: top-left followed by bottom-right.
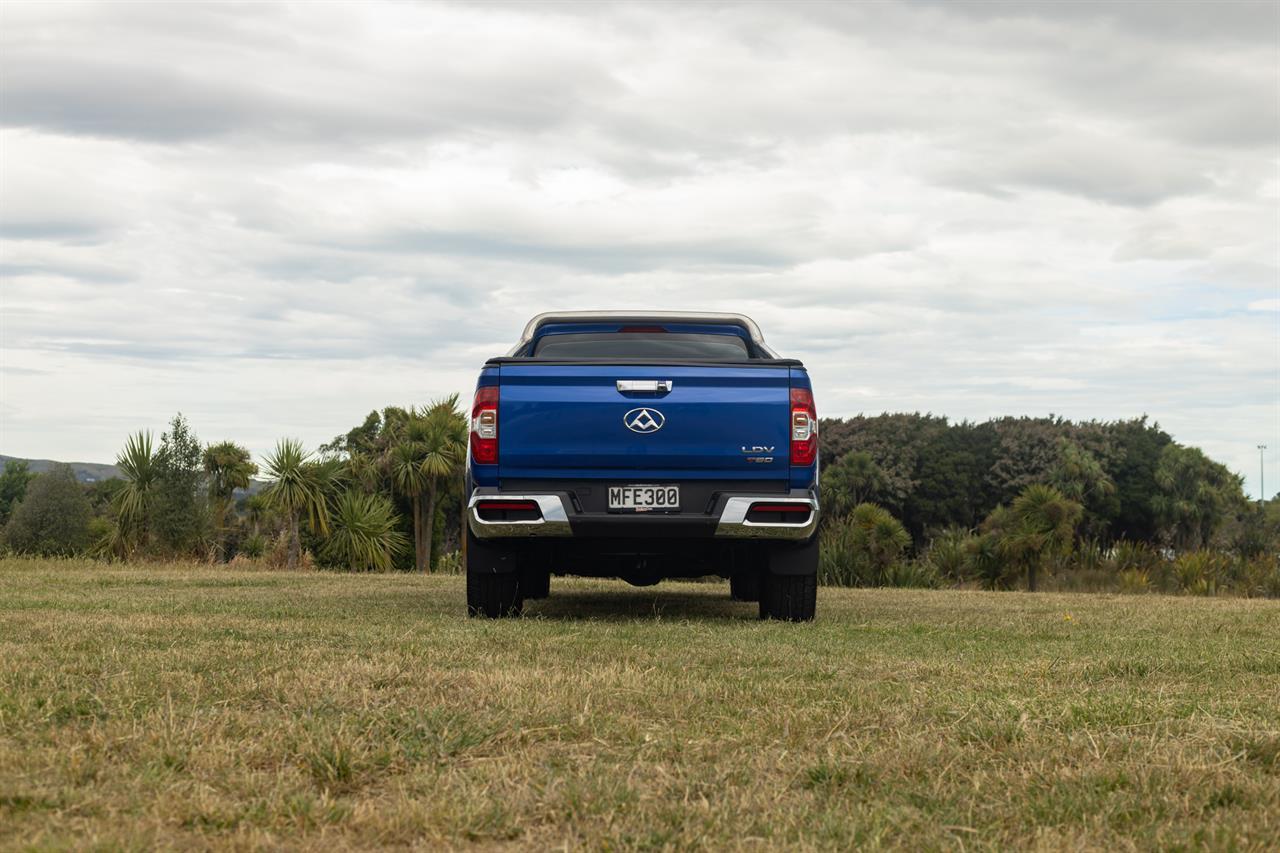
(0, 399), (469, 573)
(1, 407), (1276, 596)
(816, 414), (1278, 596)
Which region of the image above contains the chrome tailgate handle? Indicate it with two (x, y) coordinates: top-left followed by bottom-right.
(616, 380), (673, 393)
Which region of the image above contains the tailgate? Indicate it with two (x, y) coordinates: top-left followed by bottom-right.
(498, 364), (790, 480)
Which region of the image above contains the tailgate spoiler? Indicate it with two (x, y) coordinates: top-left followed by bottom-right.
(485, 357), (804, 367)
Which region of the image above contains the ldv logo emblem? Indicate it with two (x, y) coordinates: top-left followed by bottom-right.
(624, 407), (665, 433)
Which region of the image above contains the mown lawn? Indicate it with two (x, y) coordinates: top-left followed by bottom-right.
(1, 558), (1278, 850)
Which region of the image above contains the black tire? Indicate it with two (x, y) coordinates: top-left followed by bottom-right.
(466, 528), (523, 618)
(759, 537), (818, 621)
(730, 572), (760, 602)
(467, 571), (522, 618)
(759, 572), (816, 621)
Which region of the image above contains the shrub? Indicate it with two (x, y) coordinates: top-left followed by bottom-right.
(819, 503), (911, 587)
(320, 491), (408, 572)
(240, 533), (267, 558)
(1117, 569), (1151, 595)
(1172, 550), (1233, 596)
(922, 526), (974, 584)
(966, 531), (1010, 590)
(1233, 555), (1280, 599)
(1074, 537), (1108, 573)
(434, 549), (463, 575)
(1113, 539), (1161, 573)
(883, 560), (941, 589)
(1, 465), (92, 556)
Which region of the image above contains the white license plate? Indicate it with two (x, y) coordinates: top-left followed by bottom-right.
(608, 485), (680, 511)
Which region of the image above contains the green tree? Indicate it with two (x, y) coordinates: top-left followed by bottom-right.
(1, 465), (91, 556)
(261, 439), (329, 569)
(1151, 444), (1246, 552)
(203, 441), (258, 559)
(153, 414), (207, 554)
(982, 484), (1082, 591)
(1105, 417), (1173, 542)
(322, 491), (409, 572)
(905, 420), (998, 542)
(1049, 439), (1115, 505)
(113, 431), (159, 550)
(1049, 438), (1117, 540)
(0, 460), (36, 526)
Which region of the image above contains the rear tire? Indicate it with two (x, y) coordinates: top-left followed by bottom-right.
(759, 537), (818, 621)
(759, 573), (816, 621)
(466, 528), (523, 618)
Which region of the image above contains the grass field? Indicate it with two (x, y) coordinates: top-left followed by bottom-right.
(1, 558), (1278, 850)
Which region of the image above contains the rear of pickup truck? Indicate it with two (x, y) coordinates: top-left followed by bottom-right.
(465, 312), (819, 620)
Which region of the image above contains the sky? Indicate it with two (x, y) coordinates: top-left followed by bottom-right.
(1, 0), (1277, 496)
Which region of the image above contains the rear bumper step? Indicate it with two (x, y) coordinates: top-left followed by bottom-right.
(468, 490), (818, 541)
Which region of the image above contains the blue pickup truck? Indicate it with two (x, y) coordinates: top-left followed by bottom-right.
(464, 311), (820, 621)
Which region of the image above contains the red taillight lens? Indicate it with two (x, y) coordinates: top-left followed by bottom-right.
(476, 500), (536, 511)
(745, 502), (814, 524)
(748, 503), (812, 514)
(471, 385), (499, 464)
(790, 387), (817, 467)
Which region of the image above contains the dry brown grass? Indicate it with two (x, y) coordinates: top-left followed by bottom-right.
(1, 557), (1278, 850)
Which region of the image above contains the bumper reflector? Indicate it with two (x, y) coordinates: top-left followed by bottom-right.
(475, 500), (541, 522)
(745, 503), (813, 524)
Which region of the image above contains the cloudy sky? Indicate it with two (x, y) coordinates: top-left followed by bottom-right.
(1, 1), (1277, 495)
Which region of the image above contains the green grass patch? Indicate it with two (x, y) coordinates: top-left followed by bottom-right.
(1, 557), (1278, 849)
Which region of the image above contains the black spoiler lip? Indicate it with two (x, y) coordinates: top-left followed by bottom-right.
(483, 357), (805, 368)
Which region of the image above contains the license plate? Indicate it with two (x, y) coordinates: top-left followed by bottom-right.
(608, 485), (679, 511)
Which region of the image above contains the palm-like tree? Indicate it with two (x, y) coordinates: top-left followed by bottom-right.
(1151, 444), (1245, 552)
(244, 493), (270, 536)
(389, 441), (431, 571)
(322, 491), (408, 572)
(986, 483), (1082, 591)
(114, 431), (158, 549)
(345, 450), (382, 494)
(203, 441), (257, 559)
(418, 396), (468, 572)
(849, 502), (911, 584)
(820, 452), (888, 519)
(387, 396), (467, 572)
(261, 439), (329, 569)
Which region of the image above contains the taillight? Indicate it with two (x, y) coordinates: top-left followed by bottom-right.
(790, 387), (817, 466)
(471, 385), (499, 464)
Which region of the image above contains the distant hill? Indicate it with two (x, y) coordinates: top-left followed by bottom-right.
(0, 454), (269, 494)
(0, 454), (122, 484)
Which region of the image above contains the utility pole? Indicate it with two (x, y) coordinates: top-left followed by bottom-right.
(1260, 445), (1268, 504)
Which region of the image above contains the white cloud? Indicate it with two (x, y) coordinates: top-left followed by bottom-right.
(0, 0), (1276, 496)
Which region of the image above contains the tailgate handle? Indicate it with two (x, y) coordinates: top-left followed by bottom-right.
(616, 380), (673, 393)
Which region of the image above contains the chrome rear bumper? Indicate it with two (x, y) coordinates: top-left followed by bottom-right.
(467, 491), (818, 541)
(466, 494), (573, 538)
(714, 496), (820, 540)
